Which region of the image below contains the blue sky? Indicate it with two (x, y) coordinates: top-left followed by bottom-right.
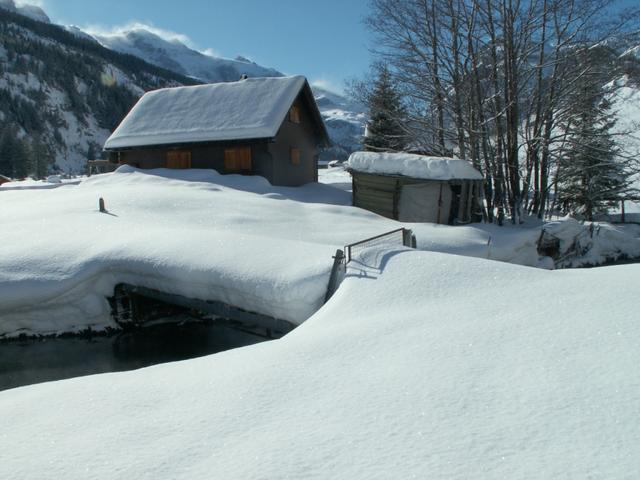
(35, 0), (372, 93)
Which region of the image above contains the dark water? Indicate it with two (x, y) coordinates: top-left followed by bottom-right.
(0, 322), (267, 392)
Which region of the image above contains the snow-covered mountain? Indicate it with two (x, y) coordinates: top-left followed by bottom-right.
(90, 27), (283, 83)
(0, 0), (49, 23)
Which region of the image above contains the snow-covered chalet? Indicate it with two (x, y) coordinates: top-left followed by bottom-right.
(104, 76), (330, 186)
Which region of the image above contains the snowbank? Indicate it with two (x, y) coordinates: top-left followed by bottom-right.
(0, 176), (81, 190)
(542, 217), (640, 267)
(2, 167), (639, 338)
(1, 250), (638, 479)
(0, 167), (360, 336)
(347, 151), (483, 180)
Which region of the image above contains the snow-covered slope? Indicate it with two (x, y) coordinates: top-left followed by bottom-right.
(1, 248), (638, 479)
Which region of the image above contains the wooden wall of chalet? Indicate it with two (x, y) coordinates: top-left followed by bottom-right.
(268, 92), (320, 186)
(351, 170), (480, 224)
(111, 141), (275, 182)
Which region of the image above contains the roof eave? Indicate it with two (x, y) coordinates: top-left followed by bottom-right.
(347, 168), (481, 182)
(104, 136), (275, 151)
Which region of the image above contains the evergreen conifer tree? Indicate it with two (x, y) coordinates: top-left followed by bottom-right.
(557, 83), (636, 220)
(29, 136), (50, 179)
(364, 64), (407, 152)
(0, 129), (28, 178)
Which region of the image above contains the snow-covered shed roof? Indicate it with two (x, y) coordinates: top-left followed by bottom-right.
(347, 151), (483, 181)
(104, 75), (329, 150)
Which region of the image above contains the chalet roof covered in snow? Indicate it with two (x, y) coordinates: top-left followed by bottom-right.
(104, 75), (326, 149)
(347, 151), (483, 181)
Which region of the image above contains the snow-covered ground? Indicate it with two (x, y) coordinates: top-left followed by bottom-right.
(0, 175), (82, 190)
(1, 166), (639, 338)
(1, 249), (638, 479)
(318, 163), (352, 192)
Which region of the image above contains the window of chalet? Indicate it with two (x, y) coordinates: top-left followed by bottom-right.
(224, 146), (252, 172)
(290, 147), (301, 166)
(289, 104), (301, 124)
(167, 150), (192, 169)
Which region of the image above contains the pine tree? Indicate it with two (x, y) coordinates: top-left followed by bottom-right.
(29, 136), (51, 179)
(364, 64), (407, 152)
(0, 134), (11, 177)
(557, 84), (636, 220)
(0, 129), (28, 178)
(87, 143), (96, 161)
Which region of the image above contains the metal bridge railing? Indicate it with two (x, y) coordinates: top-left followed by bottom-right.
(325, 227), (416, 302)
(345, 227), (416, 263)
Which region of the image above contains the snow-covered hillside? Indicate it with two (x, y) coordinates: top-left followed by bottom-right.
(1, 246), (639, 479)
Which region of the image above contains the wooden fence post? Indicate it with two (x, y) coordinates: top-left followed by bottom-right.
(325, 249), (345, 303)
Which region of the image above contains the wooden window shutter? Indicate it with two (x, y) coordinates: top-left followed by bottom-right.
(289, 105), (301, 124)
(225, 146), (252, 172)
(167, 150), (191, 169)
(290, 147), (301, 166)
(224, 148), (238, 170)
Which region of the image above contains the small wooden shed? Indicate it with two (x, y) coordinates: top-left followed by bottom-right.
(347, 152), (484, 224)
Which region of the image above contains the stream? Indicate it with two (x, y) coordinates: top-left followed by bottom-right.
(0, 322), (267, 392)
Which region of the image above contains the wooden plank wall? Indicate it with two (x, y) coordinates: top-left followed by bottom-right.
(352, 172), (399, 220)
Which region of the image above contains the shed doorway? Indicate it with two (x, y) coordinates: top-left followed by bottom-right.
(398, 183), (452, 223)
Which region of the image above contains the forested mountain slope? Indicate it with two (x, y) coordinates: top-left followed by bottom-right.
(0, 7), (197, 176)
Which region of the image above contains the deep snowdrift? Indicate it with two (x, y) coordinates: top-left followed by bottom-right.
(1, 250), (638, 479)
(1, 166), (639, 338)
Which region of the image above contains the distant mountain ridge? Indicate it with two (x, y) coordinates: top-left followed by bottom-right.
(90, 27), (283, 83)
